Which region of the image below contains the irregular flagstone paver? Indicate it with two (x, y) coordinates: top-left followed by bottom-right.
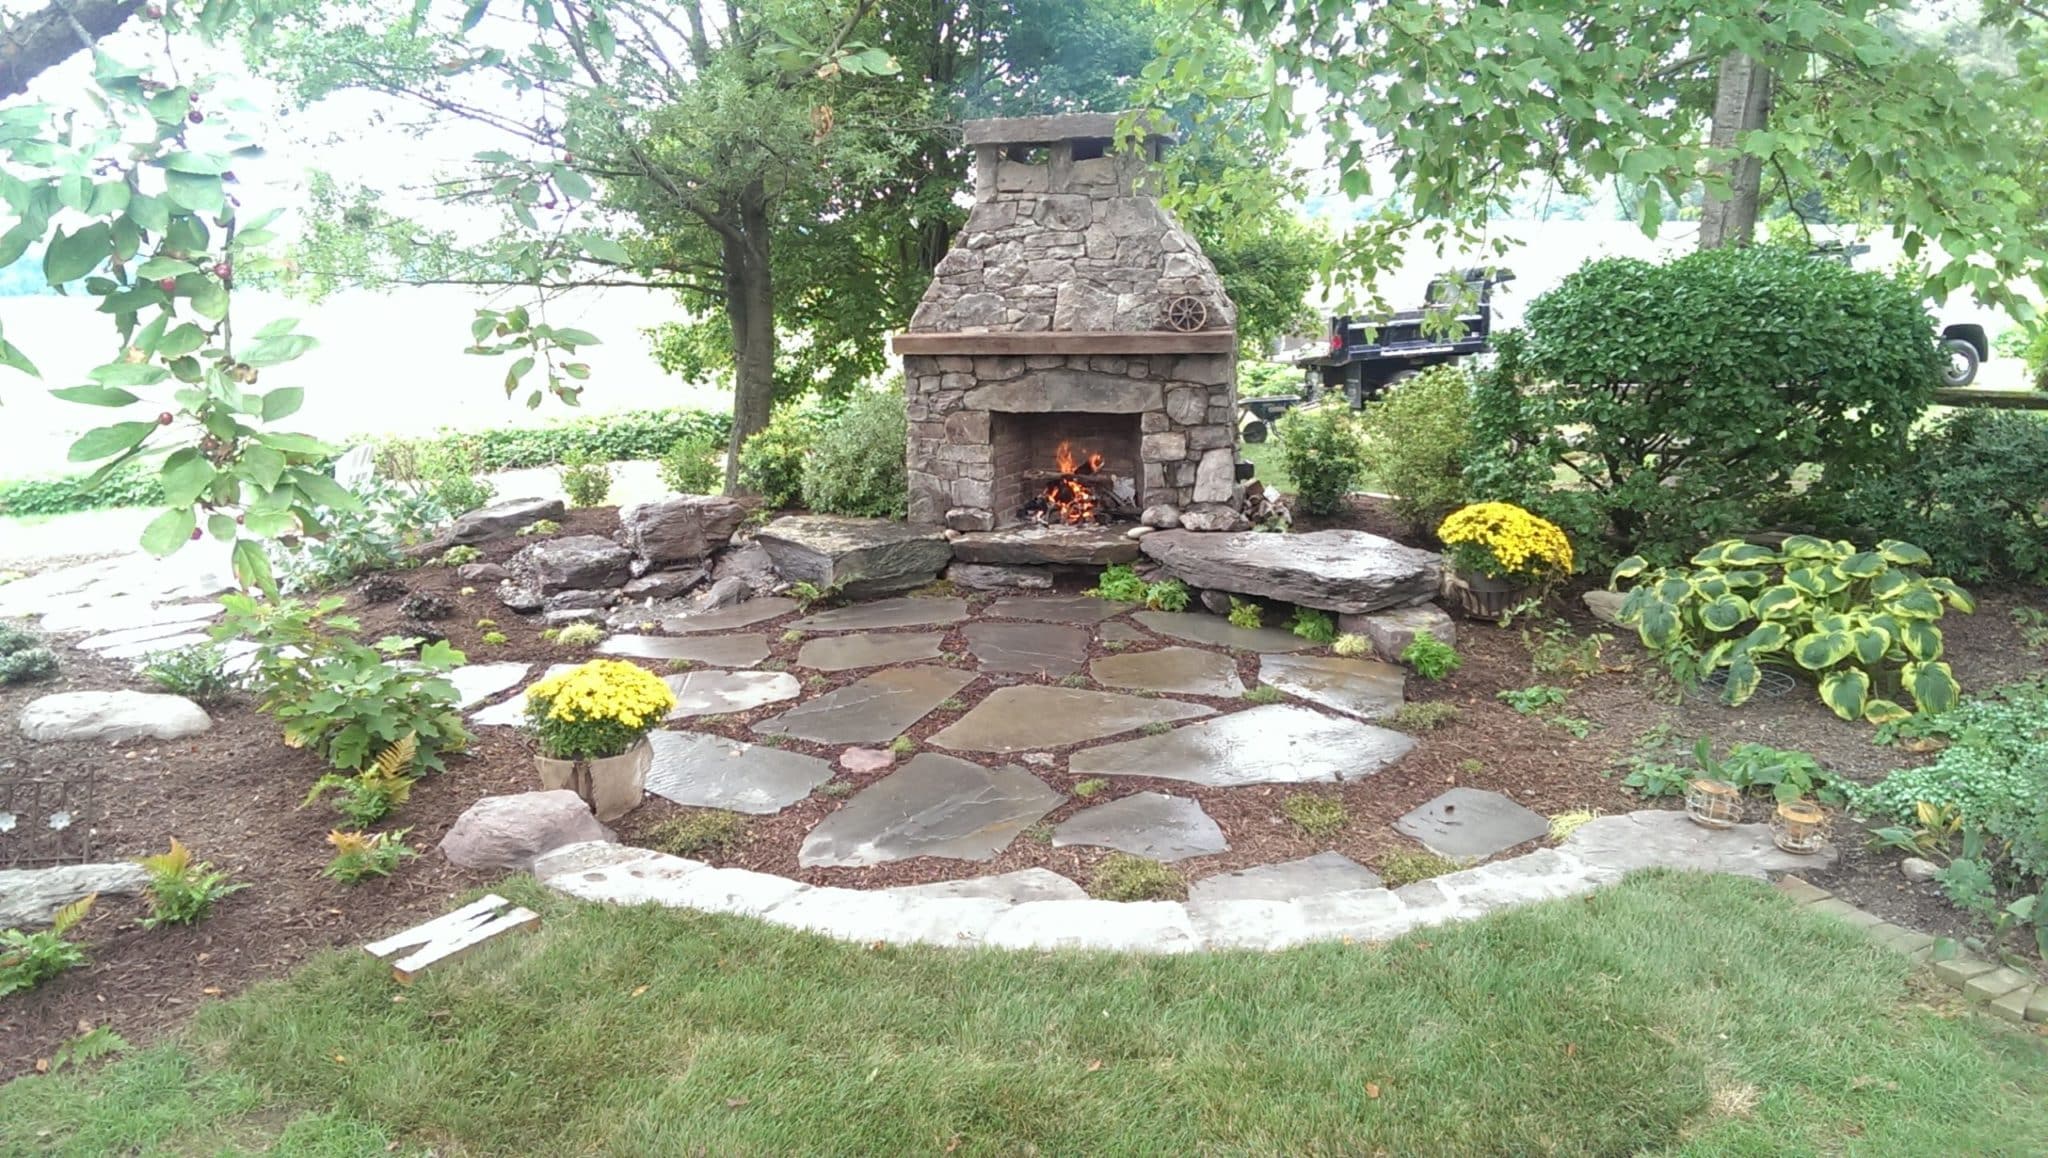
(1256, 654), (1406, 721)
(1051, 792), (1228, 862)
(661, 597), (798, 634)
(598, 634), (770, 667)
(789, 596), (970, 632)
(1188, 852), (1382, 904)
(929, 685), (1213, 754)
(446, 662), (534, 709)
(35, 599), (223, 636)
(73, 616), (223, 655)
(885, 867), (1087, 904)
(1557, 810), (1835, 877)
(796, 631), (945, 672)
(797, 753), (1062, 867)
(469, 664), (577, 727)
(665, 670), (802, 719)
(987, 595), (1128, 625)
(646, 730), (834, 814)
(1395, 787), (1549, 859)
(1133, 610), (1319, 653)
(95, 631), (211, 660)
(752, 665), (974, 744)
(1090, 646), (1245, 698)
(1096, 621), (1150, 643)
(1068, 703), (1413, 786)
(962, 621), (1090, 676)
(17, 690), (210, 742)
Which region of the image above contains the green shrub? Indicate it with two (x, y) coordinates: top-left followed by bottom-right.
(553, 621), (605, 648)
(1288, 607), (1337, 643)
(1087, 564), (1149, 603)
(1144, 579), (1190, 612)
(1087, 854), (1185, 901)
(1391, 702), (1459, 732)
(1238, 359), (1302, 398)
(137, 839), (246, 928)
(1282, 793), (1348, 838)
(1400, 635), (1461, 680)
(658, 431), (724, 495)
(140, 643), (235, 702)
(270, 479), (448, 593)
(0, 896), (92, 996)
(376, 408), (730, 473)
(737, 404), (820, 509)
(1273, 404), (1369, 515)
(558, 450), (614, 508)
(646, 812), (748, 858)
(0, 463), (162, 516)
(0, 623), (57, 685)
(802, 388), (907, 517)
(375, 433), (497, 515)
(1827, 411), (2048, 585)
(1227, 598), (1263, 630)
(1362, 364), (1470, 529)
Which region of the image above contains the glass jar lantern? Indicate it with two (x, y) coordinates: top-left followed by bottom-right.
(1684, 778), (1743, 828)
(1771, 800), (1830, 854)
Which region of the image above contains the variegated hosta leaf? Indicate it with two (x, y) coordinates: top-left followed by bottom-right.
(1722, 569), (1769, 590)
(1753, 585), (1805, 619)
(1635, 599), (1681, 650)
(1700, 639), (1734, 673)
(1618, 586), (1651, 622)
(1735, 621), (1789, 654)
(1837, 551), (1887, 578)
(1699, 594), (1751, 633)
(1781, 534), (1838, 559)
(1694, 572), (1730, 598)
(1927, 576), (1976, 614)
(1899, 620), (1943, 661)
(1819, 668), (1870, 721)
(1885, 588), (1943, 620)
(1791, 630), (1854, 671)
(1785, 567), (1829, 597)
(1812, 566), (1850, 594)
(1902, 660), (1961, 715)
(1656, 575), (1692, 604)
(1850, 625), (1890, 666)
(1721, 653), (1762, 705)
(1877, 539), (1933, 568)
(1868, 569), (1912, 600)
(1862, 698), (1912, 725)
(1610, 555), (1650, 583)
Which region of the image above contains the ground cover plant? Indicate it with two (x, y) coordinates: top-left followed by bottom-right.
(0, 897), (93, 998)
(0, 623), (58, 685)
(139, 643), (235, 703)
(1400, 635), (1461, 680)
(137, 840), (246, 929)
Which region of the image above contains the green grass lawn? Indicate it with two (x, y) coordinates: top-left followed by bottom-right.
(5, 872), (2046, 1156)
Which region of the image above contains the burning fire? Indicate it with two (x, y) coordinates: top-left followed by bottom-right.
(1054, 441), (1105, 475)
(1040, 440), (1105, 526)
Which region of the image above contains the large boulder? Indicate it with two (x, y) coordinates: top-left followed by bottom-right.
(497, 535), (632, 610)
(447, 497), (566, 546)
(618, 495), (749, 566)
(18, 690), (211, 742)
(754, 515), (952, 598)
(438, 790), (614, 871)
(0, 862), (149, 929)
(1139, 529), (1442, 614)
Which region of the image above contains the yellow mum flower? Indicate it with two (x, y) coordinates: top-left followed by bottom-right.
(1437, 502), (1574, 582)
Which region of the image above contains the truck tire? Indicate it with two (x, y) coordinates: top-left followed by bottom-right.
(1941, 338), (1979, 387)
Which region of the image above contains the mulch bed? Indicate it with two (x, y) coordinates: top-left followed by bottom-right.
(3, 495), (2043, 1078)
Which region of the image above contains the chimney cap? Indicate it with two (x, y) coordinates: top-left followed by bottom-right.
(961, 110), (1174, 148)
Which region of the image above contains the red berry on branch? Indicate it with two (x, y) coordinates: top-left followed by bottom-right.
(157, 412), (173, 425)
(156, 278), (177, 293)
(188, 110), (203, 124)
(146, 3), (162, 18)
(236, 514), (245, 525)
(213, 262), (231, 279)
(189, 527), (203, 541)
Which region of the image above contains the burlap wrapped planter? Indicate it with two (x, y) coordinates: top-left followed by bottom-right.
(536, 738), (652, 823)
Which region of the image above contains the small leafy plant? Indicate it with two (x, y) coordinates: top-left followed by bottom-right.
(0, 895), (93, 997)
(1378, 851), (1463, 887)
(789, 580), (842, 612)
(1244, 684), (1284, 705)
(481, 631), (509, 646)
(558, 449), (614, 507)
(554, 621), (605, 648)
(1522, 618), (1610, 680)
(438, 545), (483, 567)
(1391, 702), (1459, 732)
(1144, 579), (1190, 612)
(304, 735), (418, 826)
(138, 839), (246, 928)
(1087, 564), (1149, 603)
(1332, 633), (1371, 657)
(1400, 635), (1461, 680)
(1282, 794), (1348, 838)
(0, 623), (57, 685)
(1498, 684), (1592, 736)
(1289, 607), (1338, 643)
(1073, 777), (1111, 798)
(1227, 597), (1263, 630)
(646, 812), (747, 857)
(890, 734), (917, 756)
(322, 829), (415, 884)
(518, 518), (561, 536)
(1087, 854), (1186, 902)
(140, 642), (234, 702)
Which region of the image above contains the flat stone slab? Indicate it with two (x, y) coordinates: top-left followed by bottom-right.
(796, 632), (945, 671)
(1396, 788), (1549, 859)
(664, 670), (802, 719)
(646, 731), (834, 814)
(598, 634), (770, 667)
(1189, 852), (1382, 904)
(1091, 646), (1245, 698)
(17, 690), (211, 743)
(962, 622), (1090, 676)
(884, 867), (1087, 904)
(755, 515), (952, 598)
(446, 662), (534, 709)
(36, 599), (222, 636)
(661, 597), (798, 634)
(1052, 791), (1227, 862)
(987, 594), (1129, 624)
(1139, 529), (1443, 614)
(1097, 621), (1150, 642)
(1558, 810), (1837, 877)
(1132, 610), (1318, 653)
(1068, 704), (1414, 786)
(929, 685), (1213, 754)
(72, 615), (223, 655)
(0, 862), (150, 929)
(753, 665), (975, 744)
(1257, 654), (1406, 721)
(790, 597), (969, 631)
(798, 752), (1063, 867)
(469, 663), (577, 727)
(949, 526), (1141, 567)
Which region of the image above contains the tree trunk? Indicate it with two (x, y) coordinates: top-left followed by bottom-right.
(1698, 52), (1774, 250)
(721, 180), (777, 493)
(0, 0), (143, 101)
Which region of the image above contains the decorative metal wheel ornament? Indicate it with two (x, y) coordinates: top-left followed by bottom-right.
(1164, 295), (1208, 332)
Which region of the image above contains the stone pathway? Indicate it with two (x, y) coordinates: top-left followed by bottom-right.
(1395, 788), (1550, 859)
(790, 596), (969, 632)
(1255, 654), (1405, 721)
(1066, 704), (1412, 786)
(796, 632), (945, 671)
(754, 665), (975, 744)
(647, 731), (834, 814)
(1132, 610), (1318, 652)
(665, 670), (802, 719)
(961, 622), (1089, 676)
(929, 685), (1212, 754)
(1090, 645), (1244, 697)
(599, 634), (771, 667)
(798, 753), (1062, 867)
(1051, 792), (1227, 861)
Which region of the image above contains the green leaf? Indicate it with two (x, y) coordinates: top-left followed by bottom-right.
(1720, 653), (1761, 706)
(158, 151), (232, 174)
(160, 449), (216, 506)
(547, 327), (600, 347)
(255, 431), (337, 457)
(1634, 599), (1680, 650)
(243, 335), (317, 368)
(164, 170), (224, 214)
(231, 538), (277, 598)
(1784, 568), (1829, 598)
(260, 387), (305, 421)
(1699, 594), (1750, 633)
(188, 279), (228, 321)
(504, 356), (535, 396)
(43, 223), (112, 283)
(1781, 534), (1837, 559)
(128, 193), (169, 234)
(1752, 585), (1805, 620)
(1885, 588), (1943, 619)
(1868, 569), (1911, 600)
(1927, 577), (1975, 614)
(1734, 622), (1789, 655)
(68, 421), (156, 463)
(157, 324), (208, 358)
(237, 445), (286, 489)
(207, 513), (237, 541)
(1850, 625), (1891, 665)
(1836, 552), (1886, 579)
(1898, 620), (1942, 661)
(1876, 539), (1933, 567)
(87, 362), (169, 387)
(584, 235), (630, 264)
(1791, 631), (1854, 671)
(0, 335), (41, 378)
(136, 256), (200, 278)
(1818, 669), (1869, 721)
(288, 469), (360, 511)
(1862, 698), (1911, 725)
(139, 507), (196, 557)
(1902, 661), (1960, 715)
(554, 168), (593, 201)
(49, 384), (140, 406)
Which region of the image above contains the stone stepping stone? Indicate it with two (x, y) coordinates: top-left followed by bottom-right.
(883, 867), (1086, 904)
(1091, 646), (1245, 698)
(752, 665), (975, 744)
(665, 670), (802, 719)
(1257, 654), (1406, 721)
(17, 690), (210, 743)
(928, 685), (1212, 754)
(73, 616), (222, 656)
(446, 662), (534, 709)
(661, 597), (798, 634)
(1133, 610), (1319, 653)
(646, 731), (834, 814)
(1188, 852), (1383, 904)
(987, 595), (1128, 624)
(599, 634), (770, 667)
(1067, 703), (1413, 787)
(1396, 787), (1549, 859)
(1392, 787), (1548, 856)
(790, 596), (969, 632)
(36, 599), (222, 636)
(96, 632), (211, 660)
(1138, 529), (1442, 614)
(798, 752), (1062, 867)
(796, 632), (945, 672)
(962, 622), (1090, 676)
(1052, 792), (1227, 862)
(468, 664), (578, 727)
(1097, 621), (1151, 643)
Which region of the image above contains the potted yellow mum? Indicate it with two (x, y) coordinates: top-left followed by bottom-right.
(1436, 501), (1574, 619)
(524, 659), (677, 821)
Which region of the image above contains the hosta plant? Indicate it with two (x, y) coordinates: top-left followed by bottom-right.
(1611, 536), (1971, 723)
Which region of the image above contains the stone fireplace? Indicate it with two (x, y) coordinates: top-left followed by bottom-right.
(896, 113), (1240, 537)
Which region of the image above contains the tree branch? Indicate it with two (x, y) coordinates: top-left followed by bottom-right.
(0, 0), (142, 101)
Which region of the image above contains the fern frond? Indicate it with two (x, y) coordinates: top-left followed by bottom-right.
(50, 893), (95, 934)
(372, 732), (418, 778)
(138, 837), (192, 877)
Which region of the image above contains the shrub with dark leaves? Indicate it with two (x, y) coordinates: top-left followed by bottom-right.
(399, 592), (453, 621)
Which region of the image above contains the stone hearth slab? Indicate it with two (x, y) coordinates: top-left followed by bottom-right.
(646, 730), (833, 814)
(1051, 792), (1227, 862)
(599, 634), (771, 667)
(796, 632), (946, 671)
(949, 526), (1141, 567)
(1067, 704), (1414, 786)
(1139, 530), (1442, 614)
(986, 594), (1128, 624)
(790, 597), (969, 631)
(755, 515), (953, 598)
(1395, 788), (1549, 860)
(1189, 852), (1383, 904)
(798, 753), (1063, 867)
(929, 685), (1212, 754)
(1256, 654), (1406, 721)
(664, 670), (802, 719)
(1132, 610), (1318, 653)
(963, 622), (1090, 676)
(752, 665), (975, 744)
(1090, 646), (1244, 698)
(661, 597), (798, 634)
